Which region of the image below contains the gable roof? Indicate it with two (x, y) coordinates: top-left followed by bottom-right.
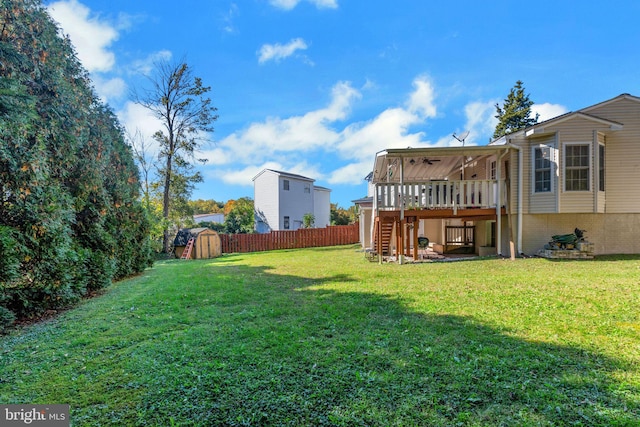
(579, 93), (640, 113)
(523, 112), (623, 137)
(252, 168), (315, 182)
(491, 93), (634, 144)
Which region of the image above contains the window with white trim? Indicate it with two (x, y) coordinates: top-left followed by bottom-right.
(533, 146), (552, 193)
(565, 144), (590, 191)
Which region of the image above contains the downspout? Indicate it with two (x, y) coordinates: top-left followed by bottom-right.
(517, 145), (523, 255)
(509, 143), (524, 255)
(497, 149), (510, 256)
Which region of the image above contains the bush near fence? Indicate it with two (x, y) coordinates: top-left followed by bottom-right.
(220, 223), (359, 253)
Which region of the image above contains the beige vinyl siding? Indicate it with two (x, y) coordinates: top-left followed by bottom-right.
(524, 135), (557, 214)
(583, 97), (640, 213)
(516, 95), (640, 255)
(521, 213), (640, 255)
(542, 118), (611, 213)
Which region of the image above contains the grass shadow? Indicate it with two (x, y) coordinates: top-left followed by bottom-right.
(1, 256), (638, 426)
(135, 261), (639, 425)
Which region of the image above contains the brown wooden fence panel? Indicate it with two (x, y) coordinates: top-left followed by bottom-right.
(220, 223), (359, 254)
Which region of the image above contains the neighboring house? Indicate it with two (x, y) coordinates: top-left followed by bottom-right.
(352, 172), (375, 249)
(253, 169), (331, 233)
(193, 213), (224, 224)
(356, 93), (640, 260)
(313, 186), (332, 228)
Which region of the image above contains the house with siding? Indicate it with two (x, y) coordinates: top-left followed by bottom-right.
(253, 169), (331, 233)
(356, 93), (640, 260)
(193, 213), (224, 224)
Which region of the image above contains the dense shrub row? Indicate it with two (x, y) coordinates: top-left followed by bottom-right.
(0, 0), (153, 330)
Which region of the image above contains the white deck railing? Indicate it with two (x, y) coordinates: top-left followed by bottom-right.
(375, 180), (506, 211)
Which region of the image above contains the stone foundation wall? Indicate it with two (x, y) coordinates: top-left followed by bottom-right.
(537, 241), (595, 259)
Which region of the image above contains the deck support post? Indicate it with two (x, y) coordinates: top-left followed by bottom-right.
(412, 220), (419, 260)
(377, 218), (382, 264)
(398, 157), (405, 264)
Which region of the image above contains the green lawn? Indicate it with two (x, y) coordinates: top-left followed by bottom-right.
(1, 245), (639, 426)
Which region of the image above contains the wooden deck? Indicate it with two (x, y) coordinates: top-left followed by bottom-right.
(372, 207), (506, 263)
(378, 207), (504, 221)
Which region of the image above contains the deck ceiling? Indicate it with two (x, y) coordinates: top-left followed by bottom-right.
(371, 146), (511, 183)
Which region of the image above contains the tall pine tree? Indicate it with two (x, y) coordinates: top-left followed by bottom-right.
(493, 80), (539, 139)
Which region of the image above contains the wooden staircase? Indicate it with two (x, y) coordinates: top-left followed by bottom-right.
(373, 218), (394, 256)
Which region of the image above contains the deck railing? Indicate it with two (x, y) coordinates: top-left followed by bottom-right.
(375, 179), (505, 211)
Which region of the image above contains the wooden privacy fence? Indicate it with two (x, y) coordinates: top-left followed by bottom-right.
(220, 223), (359, 253)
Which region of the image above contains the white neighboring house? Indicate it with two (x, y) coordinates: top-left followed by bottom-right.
(193, 213), (224, 224)
(313, 186), (331, 228)
(253, 169), (331, 233)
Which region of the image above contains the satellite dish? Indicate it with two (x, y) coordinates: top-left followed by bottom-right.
(452, 130), (470, 146)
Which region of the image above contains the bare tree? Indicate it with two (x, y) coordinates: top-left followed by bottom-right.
(126, 128), (154, 210)
(132, 59), (218, 253)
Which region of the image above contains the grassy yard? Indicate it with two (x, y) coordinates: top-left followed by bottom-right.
(1, 245), (639, 426)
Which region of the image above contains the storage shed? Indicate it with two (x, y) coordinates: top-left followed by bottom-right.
(174, 228), (222, 259)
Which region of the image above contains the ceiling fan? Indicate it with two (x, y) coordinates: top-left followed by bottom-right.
(422, 158), (441, 165)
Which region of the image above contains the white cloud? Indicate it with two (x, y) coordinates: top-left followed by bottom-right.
(340, 109), (424, 157)
(269, 0), (338, 10)
(532, 103), (569, 122)
(209, 77), (548, 187)
(222, 3), (240, 34)
(199, 147), (232, 166)
(218, 81), (360, 165)
(47, 0), (119, 73)
(91, 75), (127, 102)
(117, 101), (165, 155)
(220, 163), (281, 186)
(214, 77), (440, 186)
(407, 76), (437, 118)
(258, 38), (309, 64)
(310, 0), (338, 8)
(216, 161), (323, 186)
(327, 160), (372, 185)
(462, 99), (498, 146)
(130, 50), (173, 76)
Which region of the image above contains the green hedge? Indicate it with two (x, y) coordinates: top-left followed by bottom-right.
(0, 0), (153, 331)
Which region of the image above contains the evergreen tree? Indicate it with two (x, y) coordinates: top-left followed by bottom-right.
(493, 80), (539, 139)
(0, 0), (152, 328)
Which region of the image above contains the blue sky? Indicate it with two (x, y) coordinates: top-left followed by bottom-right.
(45, 0), (640, 208)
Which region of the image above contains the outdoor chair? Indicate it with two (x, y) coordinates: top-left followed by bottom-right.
(417, 236), (429, 260)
